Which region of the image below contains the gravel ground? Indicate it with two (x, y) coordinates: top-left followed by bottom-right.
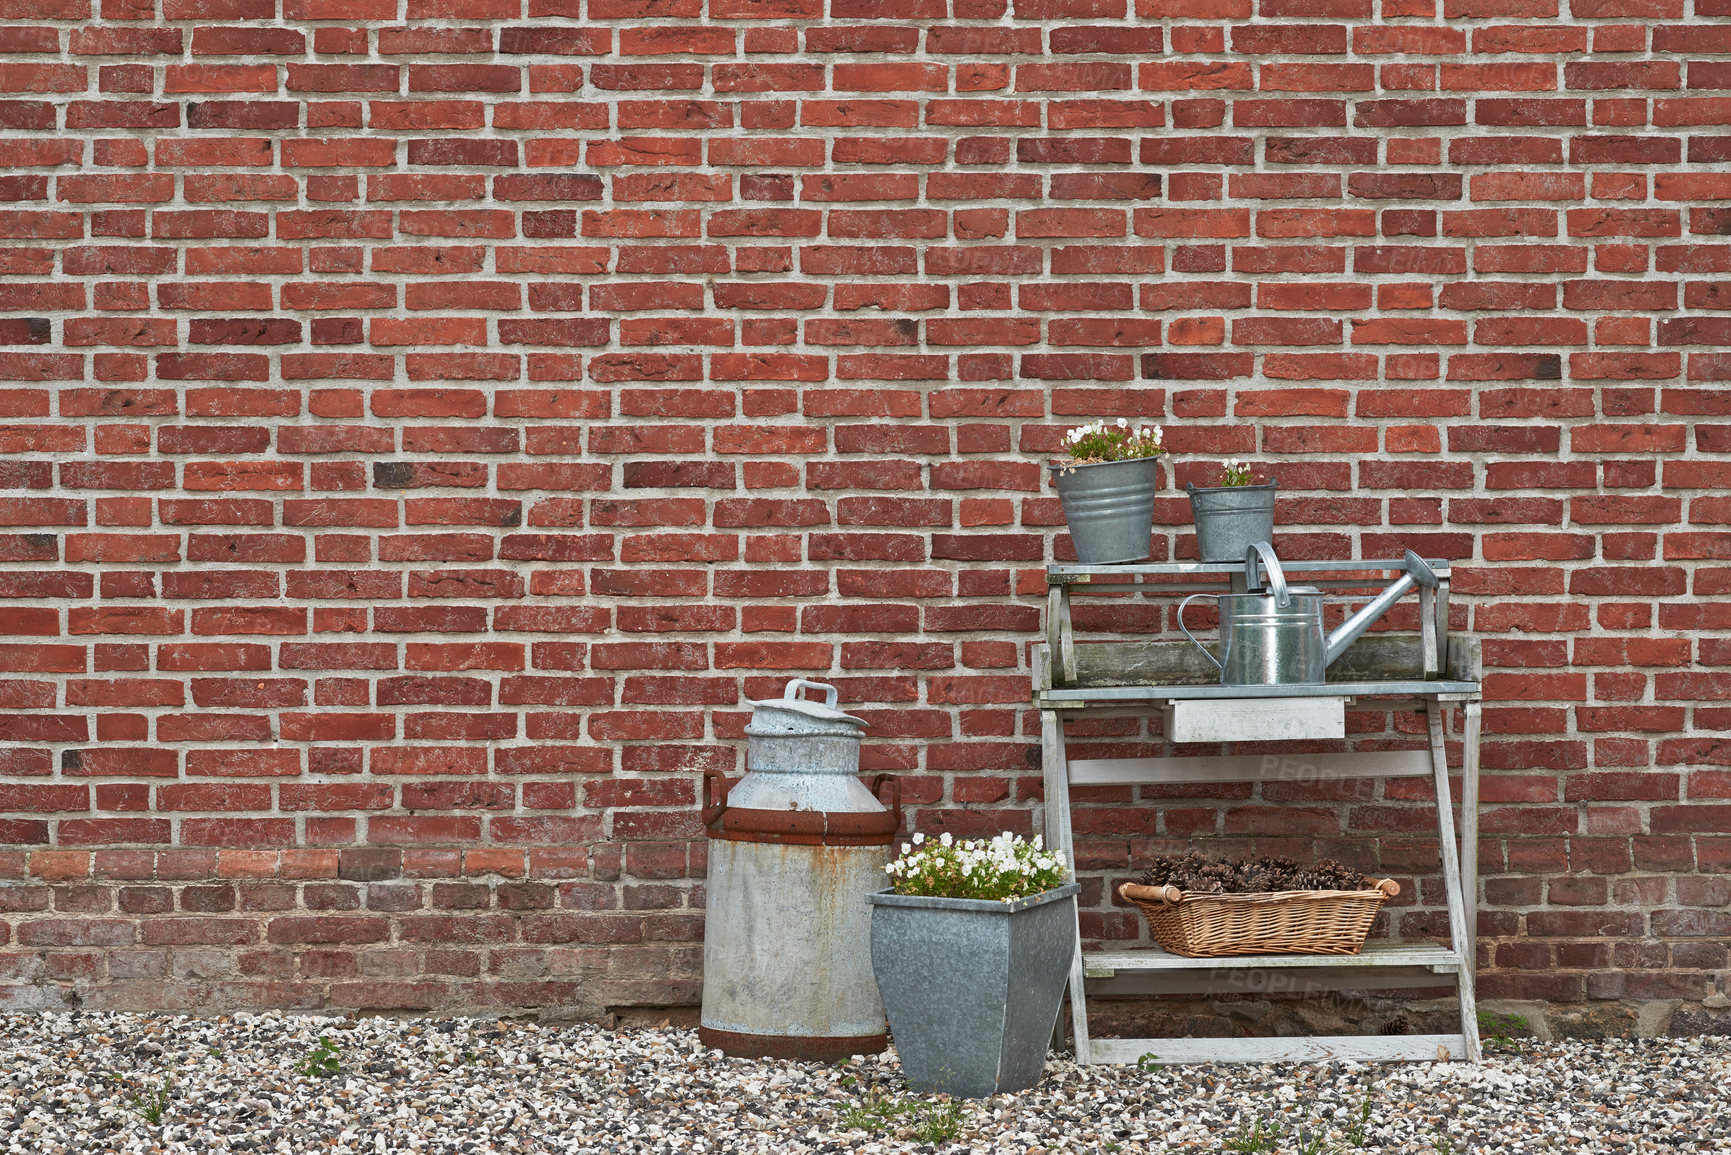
(0, 1013), (1726, 1154)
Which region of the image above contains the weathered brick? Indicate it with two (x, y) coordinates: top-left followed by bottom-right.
(0, 0), (1714, 1021)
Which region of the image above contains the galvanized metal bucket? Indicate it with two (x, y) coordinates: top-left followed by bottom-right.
(1187, 480), (1277, 562)
(1050, 457), (1159, 564)
(700, 679), (898, 1062)
(867, 883), (1081, 1098)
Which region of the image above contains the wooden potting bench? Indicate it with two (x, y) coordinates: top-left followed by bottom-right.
(1034, 557), (1483, 1064)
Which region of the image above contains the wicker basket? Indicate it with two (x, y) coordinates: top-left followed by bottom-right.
(1117, 878), (1399, 957)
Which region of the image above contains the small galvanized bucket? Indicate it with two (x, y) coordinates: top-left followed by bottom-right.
(1050, 457), (1159, 564)
(1187, 480), (1277, 562)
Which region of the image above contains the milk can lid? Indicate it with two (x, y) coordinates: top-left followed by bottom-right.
(745, 679), (867, 735)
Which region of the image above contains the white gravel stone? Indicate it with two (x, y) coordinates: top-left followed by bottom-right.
(0, 1012), (1726, 1153)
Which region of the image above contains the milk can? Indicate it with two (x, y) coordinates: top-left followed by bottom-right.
(699, 679), (899, 1060)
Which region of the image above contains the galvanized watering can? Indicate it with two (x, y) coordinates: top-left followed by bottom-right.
(1178, 542), (1438, 686)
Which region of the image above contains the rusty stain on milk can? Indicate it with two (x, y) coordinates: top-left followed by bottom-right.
(699, 679), (898, 1062)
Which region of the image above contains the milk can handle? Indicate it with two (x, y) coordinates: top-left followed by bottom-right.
(700, 768), (731, 826)
(1177, 593), (1224, 673)
(870, 774), (902, 834)
(783, 678), (839, 708)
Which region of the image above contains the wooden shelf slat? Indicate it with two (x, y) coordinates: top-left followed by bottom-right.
(1083, 942), (1464, 976)
(1089, 1034), (1472, 1065)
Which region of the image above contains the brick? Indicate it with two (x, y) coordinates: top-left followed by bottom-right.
(0, 0), (1714, 1013)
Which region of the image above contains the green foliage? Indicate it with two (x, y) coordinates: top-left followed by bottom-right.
(913, 1096), (965, 1145)
(837, 1087), (910, 1133)
(1345, 1099), (1373, 1147)
(886, 831), (1069, 902)
(295, 1035), (342, 1078)
(1061, 419), (1165, 464)
(1218, 459), (1258, 487)
(1478, 1010), (1531, 1052)
(838, 1087), (966, 1144)
(1136, 1051), (1160, 1071)
(1478, 1010), (1530, 1033)
(125, 1080), (172, 1126)
(1221, 1100), (1376, 1155)
(1224, 1117), (1283, 1153)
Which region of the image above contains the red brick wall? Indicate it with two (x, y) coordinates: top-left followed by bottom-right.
(0, 0), (1727, 1017)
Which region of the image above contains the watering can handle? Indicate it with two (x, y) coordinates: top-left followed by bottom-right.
(1244, 541), (1290, 609)
(1177, 594), (1224, 674)
(783, 678), (839, 708)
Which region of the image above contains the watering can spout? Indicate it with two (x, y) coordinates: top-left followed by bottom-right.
(1324, 550), (1438, 666)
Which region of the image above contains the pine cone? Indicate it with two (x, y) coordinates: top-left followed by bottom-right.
(1136, 851), (1369, 894)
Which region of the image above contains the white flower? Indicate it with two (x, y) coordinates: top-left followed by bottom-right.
(1116, 417), (1127, 428)
(912, 832), (924, 844)
(939, 832), (952, 847)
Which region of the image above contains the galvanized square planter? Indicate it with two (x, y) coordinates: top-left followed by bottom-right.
(866, 882), (1081, 1098)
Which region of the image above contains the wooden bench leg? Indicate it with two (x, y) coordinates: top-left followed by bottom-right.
(1042, 708), (1091, 1064)
(1428, 701), (1482, 1062)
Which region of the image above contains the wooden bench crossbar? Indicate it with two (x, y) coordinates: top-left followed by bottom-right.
(1068, 749), (1436, 786)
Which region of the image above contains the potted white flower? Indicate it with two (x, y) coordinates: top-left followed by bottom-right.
(866, 832), (1079, 1098)
(1048, 418), (1165, 564)
(1187, 458), (1277, 562)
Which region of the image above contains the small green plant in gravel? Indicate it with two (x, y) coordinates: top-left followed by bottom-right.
(838, 1087), (913, 1133)
(1224, 1117), (1283, 1153)
(295, 1036), (342, 1078)
(838, 1086), (967, 1144)
(1136, 1051), (1160, 1071)
(1344, 1099), (1373, 1147)
(1217, 1102), (1371, 1155)
(124, 1080), (172, 1125)
(912, 1095), (964, 1145)
(1478, 1011), (1531, 1053)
